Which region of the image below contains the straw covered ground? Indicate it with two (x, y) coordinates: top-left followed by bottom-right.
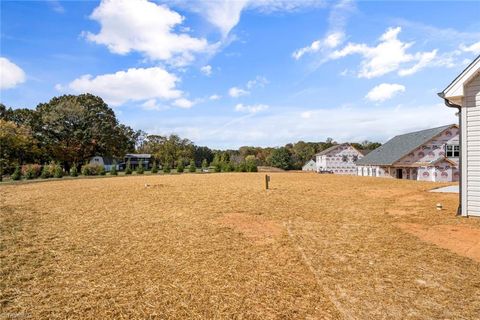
(1, 173), (479, 319)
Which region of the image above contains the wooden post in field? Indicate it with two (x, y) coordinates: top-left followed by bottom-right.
(265, 174), (270, 190)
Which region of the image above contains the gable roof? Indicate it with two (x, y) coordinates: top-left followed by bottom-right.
(302, 159), (316, 168)
(439, 55), (480, 101)
(356, 124), (456, 166)
(315, 143), (358, 156)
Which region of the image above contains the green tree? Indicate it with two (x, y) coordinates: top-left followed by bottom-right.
(137, 159), (144, 174)
(163, 163), (171, 173)
(188, 159), (196, 173)
(125, 159), (132, 175)
(110, 161), (117, 176)
(54, 163), (63, 178)
(11, 164), (21, 180)
(245, 155), (258, 172)
(151, 160), (158, 174)
(70, 163), (78, 177)
(0, 119), (39, 179)
(41, 164), (51, 179)
(201, 159), (208, 171)
(176, 160), (184, 173)
(269, 147), (292, 170)
(36, 94), (136, 171)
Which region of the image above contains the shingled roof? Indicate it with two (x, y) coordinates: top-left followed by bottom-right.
(356, 124), (456, 166)
(315, 143), (350, 156)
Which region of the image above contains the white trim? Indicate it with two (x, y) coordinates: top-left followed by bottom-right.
(461, 97), (468, 217)
(442, 56), (480, 102)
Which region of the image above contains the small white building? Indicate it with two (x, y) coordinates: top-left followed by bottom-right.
(315, 143), (364, 175)
(356, 125), (459, 182)
(439, 55), (480, 217)
(302, 159), (316, 171)
(89, 156), (119, 172)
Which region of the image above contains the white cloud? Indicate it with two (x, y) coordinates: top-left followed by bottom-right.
(460, 41), (480, 55)
(228, 76), (268, 97)
(292, 0), (354, 60)
(172, 98), (194, 109)
(365, 83), (406, 102)
(65, 67), (182, 106)
(47, 0), (65, 13)
(200, 65), (212, 76)
(84, 0), (214, 66)
(142, 99), (164, 111)
(235, 103), (269, 113)
(246, 76), (269, 89)
(209, 94), (221, 100)
(229, 86), (249, 98)
(293, 31), (344, 60)
(398, 50), (437, 76)
(0, 57), (26, 90)
(179, 0), (326, 38)
(330, 27), (440, 78)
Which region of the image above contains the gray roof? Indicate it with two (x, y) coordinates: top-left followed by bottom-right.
(125, 154), (152, 158)
(356, 124), (456, 166)
(315, 143), (349, 156)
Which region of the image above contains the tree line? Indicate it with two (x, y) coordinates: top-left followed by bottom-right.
(1, 94), (381, 179)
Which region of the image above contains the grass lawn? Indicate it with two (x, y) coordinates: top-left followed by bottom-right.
(1, 173), (479, 319)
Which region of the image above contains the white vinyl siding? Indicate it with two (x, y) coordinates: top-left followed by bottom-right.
(465, 73), (480, 216)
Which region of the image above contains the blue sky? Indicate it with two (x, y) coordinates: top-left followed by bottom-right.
(1, 0), (479, 148)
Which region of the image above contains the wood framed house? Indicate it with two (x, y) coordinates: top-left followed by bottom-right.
(439, 55), (480, 217)
(356, 124), (459, 182)
(302, 159), (316, 171)
(315, 143), (364, 175)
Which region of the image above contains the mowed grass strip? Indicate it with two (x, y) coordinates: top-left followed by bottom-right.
(1, 173), (479, 319)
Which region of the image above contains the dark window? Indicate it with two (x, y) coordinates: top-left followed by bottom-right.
(446, 145), (460, 157)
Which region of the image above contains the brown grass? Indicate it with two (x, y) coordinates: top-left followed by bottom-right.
(1, 173), (479, 319)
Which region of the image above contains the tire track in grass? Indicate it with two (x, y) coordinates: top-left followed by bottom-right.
(284, 220), (356, 320)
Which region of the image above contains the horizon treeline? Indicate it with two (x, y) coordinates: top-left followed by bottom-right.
(1, 94), (381, 175)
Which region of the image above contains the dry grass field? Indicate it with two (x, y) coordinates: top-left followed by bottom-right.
(1, 173), (480, 319)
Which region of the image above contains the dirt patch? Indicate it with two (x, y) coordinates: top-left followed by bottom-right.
(215, 213), (283, 244)
(397, 223), (480, 262)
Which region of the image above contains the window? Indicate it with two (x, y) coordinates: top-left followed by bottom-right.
(446, 145), (460, 157)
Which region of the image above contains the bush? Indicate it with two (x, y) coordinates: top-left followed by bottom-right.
(99, 165), (106, 176)
(81, 163), (103, 176)
(151, 160), (158, 174)
(22, 164), (42, 179)
(223, 161), (235, 172)
(163, 164), (171, 174)
(41, 164), (51, 179)
(125, 159), (132, 175)
(110, 161), (118, 176)
(245, 155), (258, 172)
(201, 159), (208, 171)
(53, 163), (63, 178)
(11, 165), (21, 180)
(236, 162), (247, 172)
(176, 161), (184, 173)
(137, 159), (144, 174)
(188, 160), (196, 173)
(70, 163), (78, 177)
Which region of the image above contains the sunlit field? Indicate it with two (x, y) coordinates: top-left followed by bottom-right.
(1, 173), (479, 319)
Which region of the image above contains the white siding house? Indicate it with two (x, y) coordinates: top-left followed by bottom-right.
(439, 56), (480, 217)
(302, 159), (316, 171)
(315, 144), (364, 175)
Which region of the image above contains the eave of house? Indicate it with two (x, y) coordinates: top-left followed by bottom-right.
(439, 55), (480, 105)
